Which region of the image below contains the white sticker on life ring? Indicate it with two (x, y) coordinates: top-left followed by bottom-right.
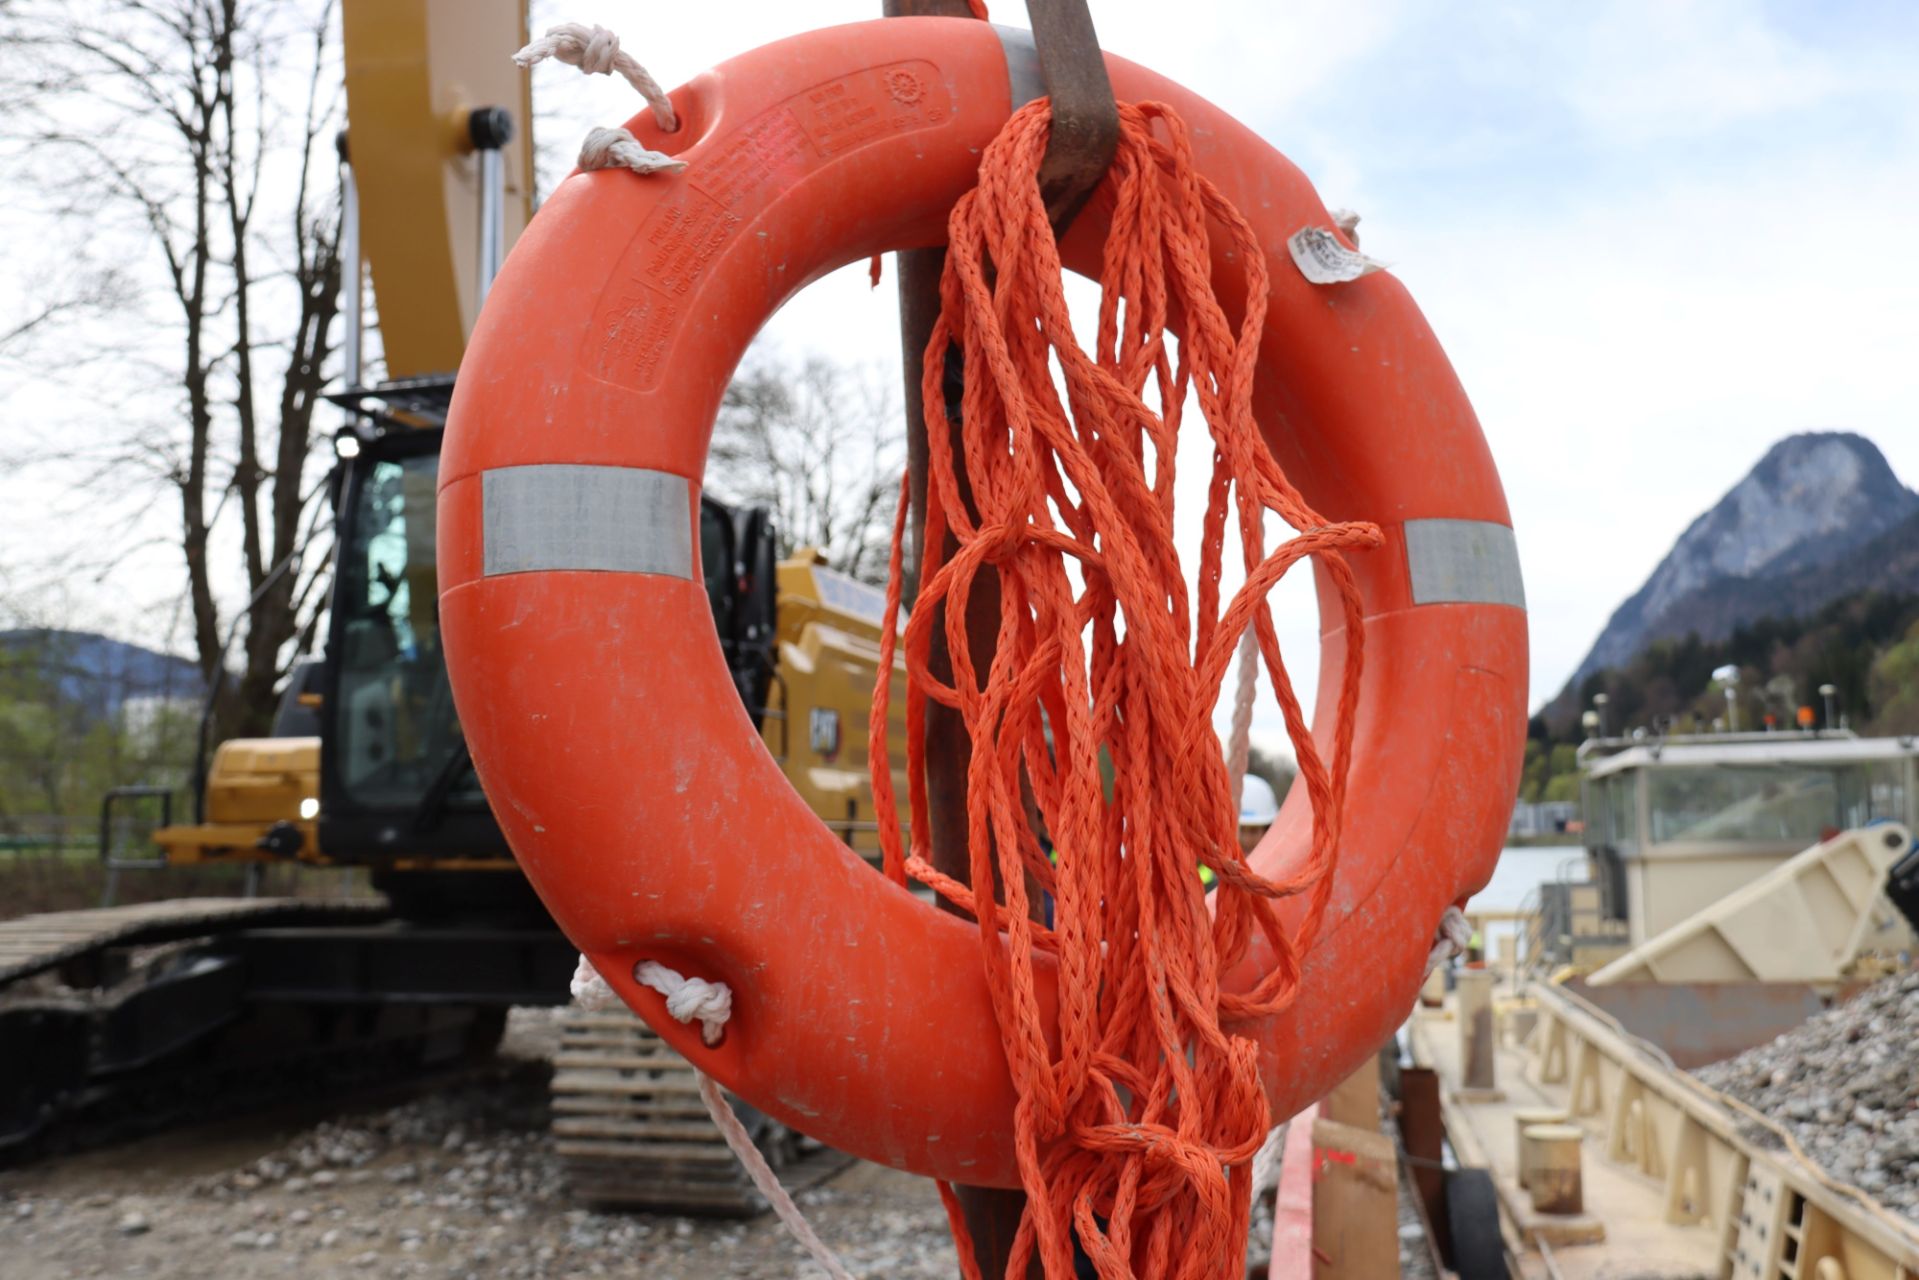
(1288, 226), (1387, 285)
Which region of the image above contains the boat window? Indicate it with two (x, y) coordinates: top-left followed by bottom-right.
(1867, 761), (1907, 830)
(1646, 762), (1897, 846)
(1606, 775), (1638, 854)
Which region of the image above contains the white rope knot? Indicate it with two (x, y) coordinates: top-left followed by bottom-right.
(577, 125), (686, 176)
(635, 959), (732, 1046)
(570, 955), (624, 1011)
(575, 23), (621, 76)
(1425, 905), (1474, 978)
(513, 20), (679, 132)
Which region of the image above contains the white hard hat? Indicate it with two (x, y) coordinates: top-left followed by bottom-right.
(1238, 774), (1280, 827)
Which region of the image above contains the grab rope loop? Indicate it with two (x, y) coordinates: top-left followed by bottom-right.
(574, 956), (855, 1280)
(1425, 905), (1475, 978)
(515, 23), (684, 177)
(514, 22), (678, 131)
(868, 95), (1381, 1280)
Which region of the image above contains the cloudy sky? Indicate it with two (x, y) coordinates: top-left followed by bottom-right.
(534, 0), (1919, 741)
(7, 0), (1917, 751)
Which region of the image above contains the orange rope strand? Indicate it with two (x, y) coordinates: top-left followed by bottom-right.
(869, 98), (1380, 1279)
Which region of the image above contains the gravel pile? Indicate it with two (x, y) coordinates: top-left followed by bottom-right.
(1694, 966), (1919, 1222)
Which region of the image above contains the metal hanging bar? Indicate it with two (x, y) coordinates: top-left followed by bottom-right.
(1025, 0), (1120, 229)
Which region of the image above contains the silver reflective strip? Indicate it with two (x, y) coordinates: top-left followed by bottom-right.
(993, 25), (1045, 111)
(1404, 519), (1526, 609)
(482, 465), (692, 579)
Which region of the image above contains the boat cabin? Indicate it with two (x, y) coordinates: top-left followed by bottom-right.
(1579, 733), (1917, 942)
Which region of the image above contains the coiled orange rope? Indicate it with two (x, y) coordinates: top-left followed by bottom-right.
(869, 97), (1381, 1279)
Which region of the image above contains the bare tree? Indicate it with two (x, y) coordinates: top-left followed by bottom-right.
(709, 350), (903, 586)
(2, 0), (342, 736)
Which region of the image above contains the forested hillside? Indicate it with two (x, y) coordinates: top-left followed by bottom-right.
(1522, 590), (1919, 803)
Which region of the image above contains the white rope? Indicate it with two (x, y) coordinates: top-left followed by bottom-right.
(514, 22), (678, 131)
(631, 960), (856, 1280)
(577, 125), (686, 176)
(1425, 905), (1473, 978)
(513, 22), (686, 178)
(1224, 623), (1260, 811)
(570, 955), (624, 1011)
(1249, 1119), (1289, 1199)
(1226, 626), (1290, 1214)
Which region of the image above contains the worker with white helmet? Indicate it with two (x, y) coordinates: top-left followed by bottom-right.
(1238, 774), (1281, 854)
(1200, 774), (1282, 887)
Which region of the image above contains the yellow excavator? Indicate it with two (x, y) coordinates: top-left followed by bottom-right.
(0, 0), (900, 1213)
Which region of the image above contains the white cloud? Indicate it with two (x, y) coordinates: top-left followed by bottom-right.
(1551, 0), (1847, 143)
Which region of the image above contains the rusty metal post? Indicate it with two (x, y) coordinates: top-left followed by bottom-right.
(881, 4), (1115, 1274)
(1523, 1124), (1586, 1215)
(1455, 970), (1500, 1097)
(1397, 1067), (1451, 1261)
(880, 7), (1025, 1278)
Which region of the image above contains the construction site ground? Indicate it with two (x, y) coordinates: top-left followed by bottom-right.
(0, 1009), (959, 1279)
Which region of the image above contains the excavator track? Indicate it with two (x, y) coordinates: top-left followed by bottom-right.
(551, 1007), (852, 1214)
(0, 896), (387, 985)
(0, 896), (554, 1157)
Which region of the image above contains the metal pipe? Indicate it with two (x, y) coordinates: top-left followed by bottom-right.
(341, 159), (363, 390)
(478, 145), (504, 307)
(469, 106), (516, 312)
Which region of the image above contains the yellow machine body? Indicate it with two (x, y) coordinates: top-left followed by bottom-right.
(760, 555), (909, 864)
(152, 738), (320, 863)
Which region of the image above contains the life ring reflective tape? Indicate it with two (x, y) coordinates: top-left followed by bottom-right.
(438, 17), (1527, 1189)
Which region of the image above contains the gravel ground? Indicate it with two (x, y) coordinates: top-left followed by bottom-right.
(0, 1008), (1337, 1278)
(0, 1009), (959, 1279)
(1694, 966), (1919, 1223)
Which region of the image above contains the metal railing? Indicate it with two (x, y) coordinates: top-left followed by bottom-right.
(97, 785), (174, 906)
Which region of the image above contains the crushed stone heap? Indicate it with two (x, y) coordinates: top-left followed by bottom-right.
(1694, 966), (1919, 1223)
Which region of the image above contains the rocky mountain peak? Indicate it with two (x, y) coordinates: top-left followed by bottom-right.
(1567, 432), (1916, 687)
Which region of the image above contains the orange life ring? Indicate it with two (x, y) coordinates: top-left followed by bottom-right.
(439, 17), (1527, 1189)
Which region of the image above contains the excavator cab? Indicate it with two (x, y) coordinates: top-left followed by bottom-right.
(319, 412), (498, 868)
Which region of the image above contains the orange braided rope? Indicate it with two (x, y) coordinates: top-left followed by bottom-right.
(868, 98), (1381, 1279)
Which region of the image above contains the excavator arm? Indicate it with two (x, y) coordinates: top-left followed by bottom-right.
(341, 0), (535, 378)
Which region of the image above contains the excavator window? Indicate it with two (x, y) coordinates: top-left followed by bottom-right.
(330, 444), (477, 819)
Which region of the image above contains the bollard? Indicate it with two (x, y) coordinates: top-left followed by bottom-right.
(1455, 970), (1498, 1094)
(1512, 1108), (1569, 1190)
(1523, 1124), (1585, 1215)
